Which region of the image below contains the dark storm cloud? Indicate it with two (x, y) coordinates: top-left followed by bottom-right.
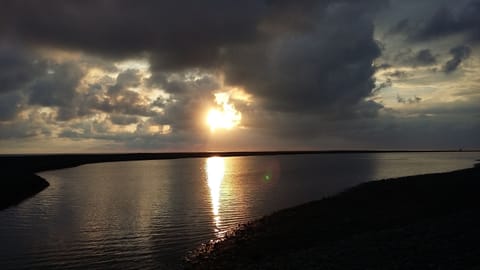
(0, 45), (156, 125)
(4, 0), (420, 149)
(75, 68), (159, 118)
(414, 49), (436, 65)
(1, 0), (264, 69)
(0, 43), (45, 94)
(389, 0), (480, 42)
(33, 67), (156, 121)
(149, 71), (220, 95)
(419, 1), (480, 41)
(388, 19), (411, 36)
(107, 69), (141, 95)
(416, 7), (460, 40)
(28, 62), (84, 120)
(150, 72), (219, 131)
(0, 44), (84, 122)
(389, 48), (437, 67)
(2, 0), (386, 117)
(444, 45), (471, 73)
(110, 114), (139, 126)
(94, 90), (153, 116)
(0, 92), (24, 121)
(375, 63), (392, 70)
(223, 1), (384, 116)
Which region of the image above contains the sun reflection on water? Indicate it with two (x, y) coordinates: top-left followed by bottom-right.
(206, 157), (225, 237)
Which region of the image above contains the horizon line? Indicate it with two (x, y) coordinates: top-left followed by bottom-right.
(2, 149), (480, 156)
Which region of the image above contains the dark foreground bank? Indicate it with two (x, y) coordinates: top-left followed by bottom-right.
(1, 171), (49, 210)
(186, 164), (480, 269)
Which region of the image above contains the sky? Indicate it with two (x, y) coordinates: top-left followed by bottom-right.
(0, 0), (479, 153)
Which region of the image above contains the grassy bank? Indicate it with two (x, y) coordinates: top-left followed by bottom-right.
(187, 164), (480, 269)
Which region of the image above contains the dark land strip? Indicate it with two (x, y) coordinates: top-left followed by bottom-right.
(186, 164), (480, 269)
(1, 152), (302, 210)
(2, 150), (472, 210)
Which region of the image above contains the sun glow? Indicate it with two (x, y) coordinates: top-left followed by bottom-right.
(206, 92), (242, 132)
(206, 157), (225, 237)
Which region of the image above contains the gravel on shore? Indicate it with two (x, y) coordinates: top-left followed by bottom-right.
(186, 164), (480, 269)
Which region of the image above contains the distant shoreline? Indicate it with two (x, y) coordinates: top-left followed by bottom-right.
(2, 149), (479, 157)
(2, 149), (479, 172)
(1, 151), (478, 210)
(186, 164), (480, 269)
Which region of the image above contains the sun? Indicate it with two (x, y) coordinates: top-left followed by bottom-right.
(206, 92), (242, 132)
(206, 108), (240, 131)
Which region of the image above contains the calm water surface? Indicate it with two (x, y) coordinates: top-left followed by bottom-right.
(0, 153), (478, 269)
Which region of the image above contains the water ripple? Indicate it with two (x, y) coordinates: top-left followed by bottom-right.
(0, 153), (477, 269)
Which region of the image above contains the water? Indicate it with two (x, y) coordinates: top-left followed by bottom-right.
(0, 152), (478, 269)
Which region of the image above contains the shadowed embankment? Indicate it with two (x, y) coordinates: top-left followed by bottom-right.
(187, 164), (480, 269)
(2, 171), (49, 210)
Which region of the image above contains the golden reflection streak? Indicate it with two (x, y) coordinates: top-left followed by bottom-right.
(206, 157), (225, 237)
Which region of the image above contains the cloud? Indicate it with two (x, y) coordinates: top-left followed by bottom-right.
(223, 1), (383, 117)
(416, 6), (461, 40)
(372, 78), (392, 94)
(2, 1), (386, 117)
(0, 43), (45, 94)
(1, 0), (264, 69)
(109, 114), (139, 126)
(444, 45), (471, 73)
(385, 48), (437, 67)
(0, 91), (24, 121)
(107, 69), (141, 95)
(0, 109), (55, 139)
(396, 94), (422, 104)
(149, 71), (220, 132)
(384, 70), (409, 78)
(388, 0), (480, 42)
(28, 61), (85, 120)
(387, 19), (411, 36)
(414, 49), (437, 65)
(1, 0), (479, 151)
(0, 44), (87, 122)
(89, 69), (155, 117)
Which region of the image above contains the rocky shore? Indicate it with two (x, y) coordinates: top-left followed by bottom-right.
(186, 164), (480, 269)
